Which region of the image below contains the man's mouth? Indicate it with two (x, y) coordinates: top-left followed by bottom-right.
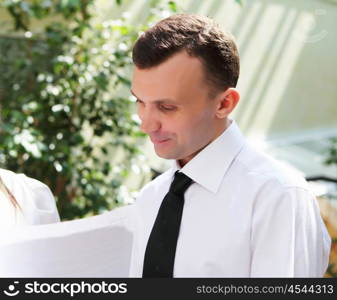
(150, 137), (171, 145)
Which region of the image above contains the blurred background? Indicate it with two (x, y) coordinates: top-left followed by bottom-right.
(0, 0), (336, 276)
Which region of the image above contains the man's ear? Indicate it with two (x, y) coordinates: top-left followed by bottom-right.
(215, 88), (240, 119)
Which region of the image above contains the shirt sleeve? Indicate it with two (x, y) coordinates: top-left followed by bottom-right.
(250, 183), (331, 277)
(20, 174), (61, 225)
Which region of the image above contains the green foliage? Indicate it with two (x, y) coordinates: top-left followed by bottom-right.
(325, 138), (337, 170)
(0, 0), (176, 219)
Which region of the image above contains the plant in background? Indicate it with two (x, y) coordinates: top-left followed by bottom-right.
(0, 0), (178, 219)
(325, 138), (337, 172)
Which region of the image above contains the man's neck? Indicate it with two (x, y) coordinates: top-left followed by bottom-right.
(177, 118), (232, 168)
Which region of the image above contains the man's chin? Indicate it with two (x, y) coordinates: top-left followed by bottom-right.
(153, 148), (178, 160)
(154, 152), (175, 160)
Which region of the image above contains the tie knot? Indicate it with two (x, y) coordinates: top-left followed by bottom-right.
(169, 171), (193, 195)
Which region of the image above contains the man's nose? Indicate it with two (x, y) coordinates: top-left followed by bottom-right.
(139, 111), (161, 134)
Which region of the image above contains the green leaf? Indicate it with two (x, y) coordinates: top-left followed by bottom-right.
(168, 1), (177, 12)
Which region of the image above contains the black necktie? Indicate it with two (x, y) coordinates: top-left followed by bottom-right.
(142, 171), (194, 278)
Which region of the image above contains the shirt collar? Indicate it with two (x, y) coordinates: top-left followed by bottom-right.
(172, 120), (246, 194)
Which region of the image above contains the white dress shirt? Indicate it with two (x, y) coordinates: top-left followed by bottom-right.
(129, 120), (331, 277)
(0, 168), (60, 228)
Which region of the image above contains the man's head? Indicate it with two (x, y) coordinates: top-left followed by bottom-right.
(131, 14), (240, 166)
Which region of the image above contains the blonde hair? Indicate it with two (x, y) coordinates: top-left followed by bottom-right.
(0, 175), (21, 209)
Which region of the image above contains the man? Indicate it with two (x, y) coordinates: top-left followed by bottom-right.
(128, 14), (331, 277)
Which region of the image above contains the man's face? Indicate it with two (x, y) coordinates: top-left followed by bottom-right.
(131, 51), (222, 166)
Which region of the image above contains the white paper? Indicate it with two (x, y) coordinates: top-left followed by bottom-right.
(0, 205), (135, 277)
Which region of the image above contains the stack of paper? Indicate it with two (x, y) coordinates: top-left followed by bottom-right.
(0, 205), (135, 277)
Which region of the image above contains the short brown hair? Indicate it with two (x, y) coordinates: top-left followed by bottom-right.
(132, 14), (240, 97)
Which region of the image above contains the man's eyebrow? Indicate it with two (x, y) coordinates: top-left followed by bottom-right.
(130, 90), (177, 104)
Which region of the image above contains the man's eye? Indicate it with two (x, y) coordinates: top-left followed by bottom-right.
(159, 104), (176, 111)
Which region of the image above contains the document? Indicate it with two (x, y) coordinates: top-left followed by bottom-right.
(0, 205), (135, 277)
